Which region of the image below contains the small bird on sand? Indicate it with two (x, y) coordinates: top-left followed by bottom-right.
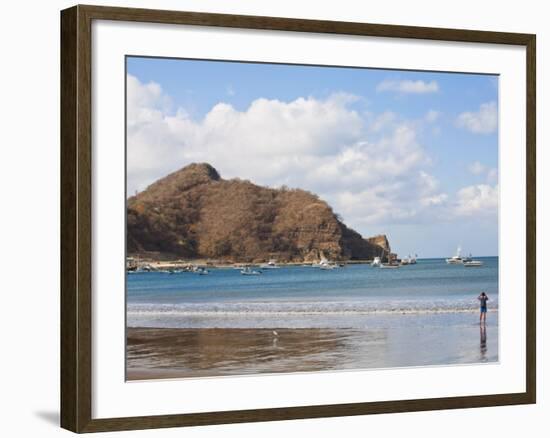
(272, 330), (278, 337)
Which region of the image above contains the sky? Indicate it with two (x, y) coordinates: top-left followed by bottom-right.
(126, 56), (499, 258)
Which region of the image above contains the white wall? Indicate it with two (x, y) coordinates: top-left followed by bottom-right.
(0, 0), (546, 437)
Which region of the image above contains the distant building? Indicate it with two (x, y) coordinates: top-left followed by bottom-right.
(126, 257), (138, 271)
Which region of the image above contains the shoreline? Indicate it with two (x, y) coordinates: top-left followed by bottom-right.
(127, 259), (377, 271)
(127, 308), (499, 317)
(127, 256), (498, 271)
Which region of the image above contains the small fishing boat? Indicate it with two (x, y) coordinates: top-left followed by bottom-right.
(191, 266), (209, 275)
(464, 260), (484, 267)
(371, 256), (382, 267)
(380, 264), (400, 269)
(168, 269), (185, 275)
(401, 254), (418, 266)
(401, 254), (417, 265)
(318, 257), (340, 270)
(241, 267), (261, 275)
(260, 259), (280, 269)
(380, 252), (400, 269)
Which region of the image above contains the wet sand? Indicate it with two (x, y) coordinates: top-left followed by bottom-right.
(126, 314), (498, 380)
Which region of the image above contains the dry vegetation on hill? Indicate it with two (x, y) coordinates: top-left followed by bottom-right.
(127, 163), (390, 262)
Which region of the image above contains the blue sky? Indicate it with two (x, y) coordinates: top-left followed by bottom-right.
(126, 57), (499, 258)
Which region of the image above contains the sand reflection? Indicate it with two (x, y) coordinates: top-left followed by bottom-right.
(126, 327), (385, 380)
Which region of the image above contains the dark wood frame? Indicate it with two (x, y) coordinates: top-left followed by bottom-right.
(61, 4), (536, 433)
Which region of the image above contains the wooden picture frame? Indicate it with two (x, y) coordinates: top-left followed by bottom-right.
(61, 4), (536, 433)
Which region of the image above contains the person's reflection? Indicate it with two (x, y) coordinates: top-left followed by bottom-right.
(480, 324), (487, 360)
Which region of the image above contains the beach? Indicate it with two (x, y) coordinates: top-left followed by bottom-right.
(126, 258), (499, 380)
(127, 311), (498, 380)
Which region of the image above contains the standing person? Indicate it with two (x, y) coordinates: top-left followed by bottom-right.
(478, 292), (489, 324)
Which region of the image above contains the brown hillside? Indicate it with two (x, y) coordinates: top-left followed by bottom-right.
(127, 163), (389, 262)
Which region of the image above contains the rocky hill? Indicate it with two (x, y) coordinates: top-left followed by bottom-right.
(127, 163), (390, 262)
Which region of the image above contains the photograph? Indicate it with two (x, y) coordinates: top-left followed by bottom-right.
(125, 57), (500, 380)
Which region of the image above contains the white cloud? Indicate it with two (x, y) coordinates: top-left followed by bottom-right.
(376, 79), (439, 94)
(467, 162), (498, 185)
(468, 161), (486, 175)
(127, 74), (491, 233)
(369, 111), (397, 132)
(127, 75), (171, 126)
(454, 184), (498, 216)
(425, 110), (440, 123)
(421, 193), (448, 207)
(456, 101), (498, 134)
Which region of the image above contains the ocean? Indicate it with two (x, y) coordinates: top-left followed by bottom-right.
(127, 257), (499, 329)
(126, 257), (499, 377)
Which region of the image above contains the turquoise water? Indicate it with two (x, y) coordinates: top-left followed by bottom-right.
(127, 257), (498, 329)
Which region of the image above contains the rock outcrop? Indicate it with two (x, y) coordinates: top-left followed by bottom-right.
(366, 235), (391, 256)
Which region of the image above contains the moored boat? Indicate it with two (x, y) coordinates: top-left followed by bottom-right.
(191, 266), (209, 275)
(446, 246), (465, 264)
(260, 259), (280, 269)
(316, 257), (340, 270)
(241, 267), (261, 275)
(380, 263), (400, 269)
